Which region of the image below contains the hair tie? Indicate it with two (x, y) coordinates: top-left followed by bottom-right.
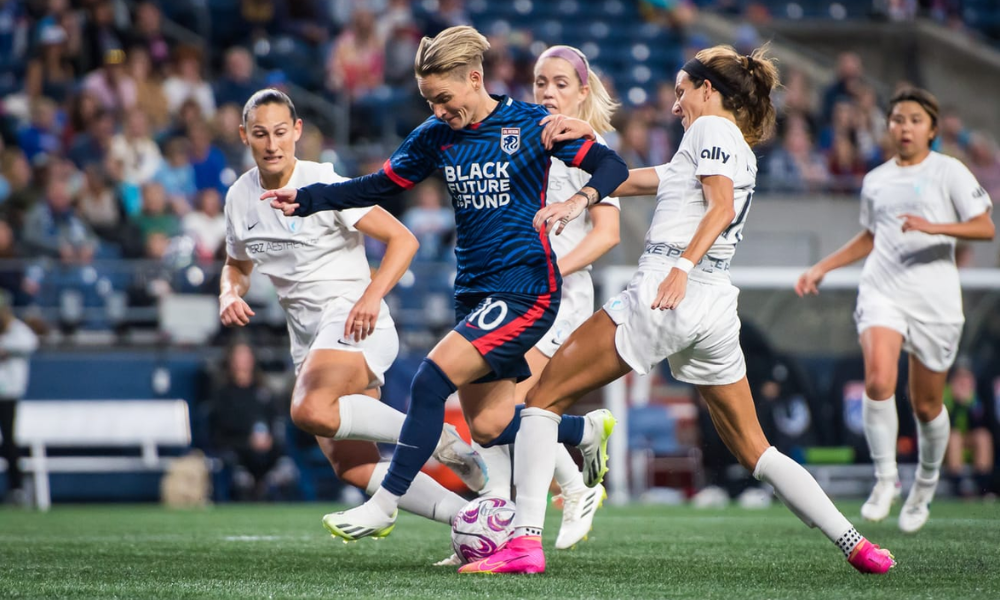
(745, 54), (755, 72)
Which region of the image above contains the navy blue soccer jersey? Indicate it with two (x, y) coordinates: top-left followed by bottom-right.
(383, 96), (603, 296)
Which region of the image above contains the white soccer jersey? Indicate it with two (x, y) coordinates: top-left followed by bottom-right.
(225, 160), (375, 310)
(647, 116), (757, 278)
(858, 151), (992, 323)
(547, 133), (621, 268)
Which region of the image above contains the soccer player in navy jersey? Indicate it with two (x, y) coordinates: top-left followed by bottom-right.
(262, 26), (628, 542)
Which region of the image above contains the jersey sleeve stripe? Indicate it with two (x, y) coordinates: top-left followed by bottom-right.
(538, 162), (558, 292)
(383, 159), (416, 190)
(570, 139), (595, 168)
(471, 293), (553, 355)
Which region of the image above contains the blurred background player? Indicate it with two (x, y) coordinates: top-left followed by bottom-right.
(221, 88), (485, 536)
(0, 290), (38, 505)
(943, 358), (994, 498)
(797, 87), (994, 532)
(463, 44), (894, 575)
(263, 26), (628, 542)
(517, 44), (622, 550)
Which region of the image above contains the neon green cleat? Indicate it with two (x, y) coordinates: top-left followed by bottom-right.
(322, 504), (397, 543)
(580, 409), (616, 488)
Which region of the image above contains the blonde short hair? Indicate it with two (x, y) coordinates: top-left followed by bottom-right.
(414, 26), (490, 78)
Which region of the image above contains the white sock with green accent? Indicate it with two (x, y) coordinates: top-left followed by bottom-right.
(554, 445), (587, 496)
(333, 394), (405, 443)
(863, 394), (899, 481)
(512, 407), (561, 538)
(473, 442), (512, 499)
(366, 462), (464, 524)
(916, 406), (949, 481)
(753, 446), (854, 545)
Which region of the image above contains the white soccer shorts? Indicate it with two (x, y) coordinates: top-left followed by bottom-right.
(535, 271), (596, 358)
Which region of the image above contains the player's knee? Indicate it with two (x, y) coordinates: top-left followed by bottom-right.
(864, 370), (896, 400)
(289, 395), (338, 435)
(912, 401), (942, 424)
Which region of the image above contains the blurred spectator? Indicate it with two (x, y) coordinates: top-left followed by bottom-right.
(419, 0), (472, 34)
(827, 134), (866, 194)
(0, 289), (38, 505)
(326, 8), (385, 102)
(966, 133), (1000, 202)
(82, 47), (137, 115)
(163, 45), (216, 119)
(109, 108), (163, 187)
(132, 181), (180, 245)
(283, 0), (330, 47)
(0, 0), (29, 97)
(765, 117), (830, 193)
(403, 180), (454, 261)
(154, 137), (197, 214)
(937, 107), (970, 161)
(0, 219), (40, 306)
(944, 360), (994, 497)
(205, 341), (295, 501)
(213, 47), (261, 109)
(0, 149), (38, 229)
(617, 114), (657, 169)
(818, 100), (857, 152)
(16, 97), (61, 162)
(76, 162), (120, 238)
(182, 188), (226, 260)
(67, 108), (115, 169)
(126, 45), (170, 132)
(822, 52), (863, 123)
(79, 0), (126, 75)
(188, 124), (227, 194)
(853, 84), (886, 166)
(160, 97), (207, 142)
(379, 0), (421, 88)
(125, 1), (170, 73)
(22, 178), (96, 264)
(213, 104), (249, 173)
(296, 121), (327, 164)
(24, 21), (75, 103)
(63, 90), (101, 148)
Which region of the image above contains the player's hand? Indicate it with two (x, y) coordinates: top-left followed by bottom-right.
(899, 213), (937, 234)
(533, 195), (586, 235)
(539, 114), (597, 150)
(260, 187), (299, 216)
(795, 266), (826, 297)
(345, 290), (380, 341)
(652, 269), (688, 310)
(219, 292), (255, 326)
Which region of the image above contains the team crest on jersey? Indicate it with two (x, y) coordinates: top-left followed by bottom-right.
(286, 217), (301, 233)
(500, 128), (520, 154)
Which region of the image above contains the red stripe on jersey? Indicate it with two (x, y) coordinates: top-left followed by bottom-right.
(538, 162), (558, 292)
(570, 139), (595, 168)
(472, 294), (552, 355)
(383, 160), (415, 190)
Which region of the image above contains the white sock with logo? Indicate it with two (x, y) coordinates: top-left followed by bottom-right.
(333, 394), (405, 443)
(862, 394), (899, 481)
(512, 407), (561, 537)
(473, 442), (512, 499)
(366, 462), (464, 524)
(753, 446), (854, 544)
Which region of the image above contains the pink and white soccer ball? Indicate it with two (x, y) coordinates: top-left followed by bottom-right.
(451, 496), (516, 563)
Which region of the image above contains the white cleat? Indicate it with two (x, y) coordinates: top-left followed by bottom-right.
(899, 476), (939, 533)
(433, 423), (488, 492)
(322, 502), (397, 543)
(433, 553), (463, 566)
(555, 483), (606, 550)
(579, 409), (617, 488)
(861, 477), (901, 522)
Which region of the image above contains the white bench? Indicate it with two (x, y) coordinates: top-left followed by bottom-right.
(7, 400), (192, 511)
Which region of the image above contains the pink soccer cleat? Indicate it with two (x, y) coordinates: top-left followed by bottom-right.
(848, 539), (896, 574)
(457, 535), (545, 574)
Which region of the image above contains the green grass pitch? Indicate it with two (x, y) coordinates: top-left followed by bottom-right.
(1, 500), (998, 599)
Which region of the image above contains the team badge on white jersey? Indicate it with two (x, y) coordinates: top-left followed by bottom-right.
(500, 127), (520, 155)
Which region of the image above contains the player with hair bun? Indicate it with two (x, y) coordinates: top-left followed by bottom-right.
(797, 87), (994, 533)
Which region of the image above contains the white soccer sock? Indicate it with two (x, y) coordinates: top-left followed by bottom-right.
(512, 407), (561, 536)
(332, 394), (405, 443)
(365, 462), (465, 525)
(473, 442), (512, 499)
(368, 486), (401, 519)
(753, 446), (854, 544)
(554, 445), (587, 496)
(862, 394), (899, 481)
(916, 407), (949, 481)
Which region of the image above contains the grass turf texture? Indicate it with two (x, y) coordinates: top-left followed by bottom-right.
(1, 501), (998, 599)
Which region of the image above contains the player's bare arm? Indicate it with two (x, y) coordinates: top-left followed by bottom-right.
(796, 230), (875, 297)
(219, 256), (256, 326)
(899, 209), (995, 240)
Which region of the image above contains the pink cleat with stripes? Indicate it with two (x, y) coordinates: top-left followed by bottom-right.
(848, 539), (896, 574)
(457, 535), (545, 574)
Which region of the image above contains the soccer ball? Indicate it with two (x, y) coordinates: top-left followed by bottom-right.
(451, 496), (516, 563)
